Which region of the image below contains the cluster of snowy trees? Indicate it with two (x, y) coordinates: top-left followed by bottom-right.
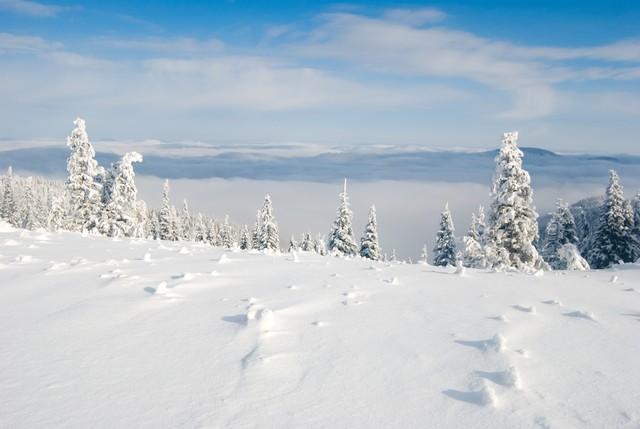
(435, 132), (640, 271)
(2, 120), (639, 271)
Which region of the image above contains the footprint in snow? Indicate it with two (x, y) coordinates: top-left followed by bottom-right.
(455, 334), (506, 353)
(563, 310), (597, 321)
(541, 299), (562, 305)
(442, 383), (497, 407)
(487, 315), (510, 322)
(475, 366), (522, 389)
(512, 304), (536, 314)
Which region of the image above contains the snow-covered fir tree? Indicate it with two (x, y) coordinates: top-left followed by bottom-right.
(287, 235), (299, 253)
(462, 206), (487, 268)
(251, 210), (261, 250)
(328, 179), (358, 256)
(1, 167), (17, 226)
(180, 200), (193, 241)
(257, 195), (279, 251)
(98, 152), (143, 237)
(48, 194), (67, 231)
(219, 215), (234, 249)
(193, 213), (206, 243)
(158, 180), (179, 241)
(65, 118), (102, 232)
(359, 205), (380, 261)
(239, 225), (252, 250)
(300, 233), (314, 252)
(485, 132), (547, 272)
(433, 203), (458, 267)
(315, 234), (327, 255)
(541, 199), (581, 269)
(587, 170), (638, 268)
(20, 177), (41, 230)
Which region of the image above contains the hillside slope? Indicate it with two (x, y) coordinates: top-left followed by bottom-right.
(1, 223), (639, 428)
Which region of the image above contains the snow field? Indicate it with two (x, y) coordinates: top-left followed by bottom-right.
(0, 224), (639, 428)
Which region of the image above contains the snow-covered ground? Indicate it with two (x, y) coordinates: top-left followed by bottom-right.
(1, 222), (639, 428)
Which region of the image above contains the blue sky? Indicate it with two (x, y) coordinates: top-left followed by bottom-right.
(1, 0), (639, 152)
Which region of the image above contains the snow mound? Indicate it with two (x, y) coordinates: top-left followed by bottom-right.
(218, 254), (231, 264)
(564, 310), (597, 321)
(513, 304), (536, 314)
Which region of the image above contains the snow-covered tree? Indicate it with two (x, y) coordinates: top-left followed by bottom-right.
(48, 194), (67, 231)
(180, 200), (193, 241)
(1, 166), (17, 226)
(257, 195), (279, 251)
(98, 152), (143, 237)
(251, 210), (261, 249)
(557, 243), (590, 271)
(328, 179), (358, 256)
(315, 234), (327, 255)
(433, 203), (458, 267)
(194, 213), (207, 243)
(158, 180), (178, 241)
(300, 233), (314, 252)
(20, 177), (41, 230)
(65, 118), (102, 232)
(239, 225), (252, 250)
(587, 170), (638, 268)
(287, 235), (299, 253)
(485, 132), (547, 272)
(359, 205), (380, 261)
(541, 199), (581, 269)
(219, 215), (234, 249)
(463, 206), (487, 268)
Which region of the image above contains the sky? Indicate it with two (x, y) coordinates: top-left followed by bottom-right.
(1, 0), (640, 152)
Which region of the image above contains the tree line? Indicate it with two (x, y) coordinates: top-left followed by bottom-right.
(1, 120), (639, 271)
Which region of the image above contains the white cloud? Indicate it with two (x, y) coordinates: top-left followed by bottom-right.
(94, 36), (224, 54)
(0, 32), (60, 52)
(382, 7), (446, 26)
(0, 0), (67, 17)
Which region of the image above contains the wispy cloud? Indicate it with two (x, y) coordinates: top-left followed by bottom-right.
(0, 32), (61, 52)
(94, 36), (225, 54)
(0, 0), (71, 17)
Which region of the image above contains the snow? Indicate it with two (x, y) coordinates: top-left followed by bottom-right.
(1, 224), (640, 428)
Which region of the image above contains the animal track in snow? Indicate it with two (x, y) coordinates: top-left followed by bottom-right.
(541, 299), (562, 305)
(475, 366), (522, 389)
(513, 304), (536, 314)
(488, 315), (510, 322)
(563, 310), (596, 321)
(455, 334), (506, 353)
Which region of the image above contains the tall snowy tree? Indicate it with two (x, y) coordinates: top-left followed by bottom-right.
(463, 206), (487, 268)
(20, 177), (41, 230)
(420, 244), (429, 264)
(98, 152), (143, 237)
(1, 166), (17, 226)
(48, 194), (67, 231)
(300, 233), (314, 252)
(541, 199), (580, 269)
(256, 195), (279, 251)
(194, 213), (206, 243)
(359, 205), (380, 261)
(158, 180), (178, 241)
(180, 200), (193, 241)
(587, 170), (638, 268)
(328, 179), (358, 256)
(485, 132), (547, 272)
(239, 225), (252, 250)
(65, 118), (102, 232)
(315, 234), (327, 255)
(433, 203), (458, 267)
(219, 215), (234, 249)
(287, 235), (299, 253)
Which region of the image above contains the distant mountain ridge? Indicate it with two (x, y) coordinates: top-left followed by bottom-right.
(1, 145), (640, 185)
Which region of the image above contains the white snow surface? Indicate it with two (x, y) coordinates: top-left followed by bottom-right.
(1, 224), (640, 428)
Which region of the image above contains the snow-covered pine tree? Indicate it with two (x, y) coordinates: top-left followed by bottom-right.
(251, 210), (261, 250)
(257, 195), (279, 251)
(158, 180), (178, 241)
(359, 205), (380, 261)
(219, 215), (234, 249)
(485, 132), (547, 272)
(148, 209), (160, 240)
(462, 206), (487, 268)
(239, 225), (252, 250)
(300, 233), (314, 252)
(587, 170), (638, 268)
(65, 118), (102, 232)
(315, 234), (327, 255)
(48, 194), (67, 231)
(193, 213), (206, 242)
(180, 200), (193, 241)
(541, 199), (581, 269)
(287, 235), (299, 253)
(328, 179), (358, 257)
(433, 203), (458, 267)
(98, 152), (143, 237)
(20, 177), (41, 230)
(1, 166), (18, 226)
